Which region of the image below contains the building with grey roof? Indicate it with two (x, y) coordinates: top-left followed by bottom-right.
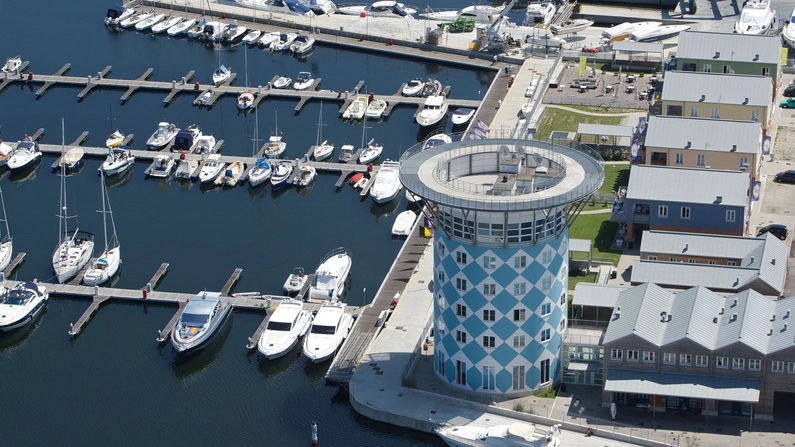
(631, 230), (788, 295)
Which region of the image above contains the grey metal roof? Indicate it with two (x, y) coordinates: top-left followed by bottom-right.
(577, 124), (634, 138)
(660, 71), (773, 107)
(644, 116), (761, 154)
(611, 41), (664, 53)
(605, 368), (760, 402)
(572, 283), (629, 307)
(631, 260), (759, 291)
(640, 230), (765, 262)
(604, 284), (795, 355)
(625, 165), (750, 207)
(569, 238), (592, 253)
(676, 30), (782, 66)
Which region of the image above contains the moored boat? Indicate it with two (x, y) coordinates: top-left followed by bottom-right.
(335, 1), (416, 17)
(193, 134), (218, 155)
(293, 71), (315, 90)
(198, 154), (226, 184)
(338, 144), (355, 163)
(146, 122), (180, 150)
(99, 148), (135, 176)
(342, 95), (368, 120)
(135, 12), (166, 31)
(105, 130), (125, 148)
(168, 17), (197, 36)
(257, 31), (281, 48)
(365, 99), (387, 119)
(308, 247), (352, 302)
(601, 21), (660, 41)
(294, 165), (316, 187)
(151, 15), (183, 34)
(217, 161), (245, 187)
(271, 32), (298, 52)
(248, 157), (272, 187)
(302, 300), (353, 363)
(451, 107), (475, 126)
(172, 125), (202, 153)
(735, 0), (776, 34)
(358, 139), (383, 164)
(273, 74), (292, 89)
(0, 282), (48, 332)
(369, 160), (402, 204)
(283, 267), (308, 295)
(242, 29), (263, 45)
(402, 78), (424, 96)
(416, 94), (448, 127)
(175, 153), (199, 180)
(221, 23), (248, 44)
(434, 422), (562, 447)
(170, 291), (232, 353)
(105, 6), (136, 26)
(550, 18), (594, 35)
(523, 1), (556, 26)
(147, 155), (176, 178)
(257, 298), (313, 359)
(82, 171), (121, 286)
(422, 133), (452, 150)
(212, 64), (232, 86)
(270, 160), (294, 188)
(391, 210), (416, 236)
(120, 8), (153, 28)
(784, 8), (795, 47)
(290, 35), (315, 54)
(0, 140), (12, 167)
(237, 90), (255, 110)
(0, 185), (12, 271)
(7, 137), (42, 172)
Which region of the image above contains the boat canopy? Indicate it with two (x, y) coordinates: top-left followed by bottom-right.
(106, 7), (124, 19)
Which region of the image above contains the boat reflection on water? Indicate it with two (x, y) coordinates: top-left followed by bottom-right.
(0, 307), (46, 350)
(171, 314), (233, 375)
(105, 165), (135, 188)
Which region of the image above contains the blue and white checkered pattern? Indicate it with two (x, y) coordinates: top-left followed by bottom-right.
(433, 232), (567, 394)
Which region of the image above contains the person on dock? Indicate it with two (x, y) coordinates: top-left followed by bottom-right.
(492, 54), (498, 65)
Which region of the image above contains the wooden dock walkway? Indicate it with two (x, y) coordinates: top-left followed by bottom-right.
(156, 300), (187, 343)
(68, 295), (110, 337)
(2, 252), (25, 278)
(221, 268), (243, 296)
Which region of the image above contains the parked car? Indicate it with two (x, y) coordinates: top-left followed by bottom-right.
(773, 170), (795, 184)
(757, 224), (788, 240)
(784, 85), (795, 97)
(781, 98), (795, 108)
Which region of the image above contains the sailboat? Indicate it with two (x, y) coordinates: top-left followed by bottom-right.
(311, 103), (334, 161)
(0, 185), (13, 272)
(83, 171), (121, 286)
(357, 114), (383, 164)
(237, 44), (254, 111)
(263, 110), (287, 158)
(52, 120), (94, 284)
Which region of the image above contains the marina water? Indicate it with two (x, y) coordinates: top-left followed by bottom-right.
(0, 0), (495, 444)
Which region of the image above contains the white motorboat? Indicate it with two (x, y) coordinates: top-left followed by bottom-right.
(391, 210), (416, 236)
(202, 21), (224, 42)
(630, 24), (690, 42)
(524, 33), (566, 48)
(147, 155), (176, 178)
(420, 78), (443, 97)
(264, 111), (287, 158)
(212, 64), (232, 86)
(601, 21), (660, 41)
(336, 1), (416, 17)
(0, 185), (13, 272)
(735, 0), (776, 34)
(167, 17), (196, 36)
(171, 291), (232, 353)
(308, 247), (352, 301)
(237, 90), (255, 110)
(271, 32), (298, 52)
(0, 140), (11, 167)
(175, 154), (199, 180)
(242, 29), (263, 45)
(59, 148), (84, 172)
(283, 267), (309, 295)
(370, 160), (402, 204)
(234, 0), (313, 16)
(434, 422), (562, 447)
(193, 88), (214, 107)
(83, 172), (121, 286)
(302, 300), (353, 363)
(7, 137), (42, 172)
(172, 126), (202, 153)
(273, 75), (292, 89)
(550, 18), (594, 35)
(257, 298), (313, 359)
(270, 160), (294, 188)
(135, 12), (165, 31)
(99, 148), (135, 176)
(104, 6), (136, 26)
(451, 107), (475, 126)
(146, 122), (180, 150)
(217, 161), (245, 187)
(402, 78), (424, 96)
(221, 23), (248, 44)
(416, 94), (448, 127)
(194, 135), (217, 155)
(0, 282), (48, 332)
(524, 1), (556, 26)
(53, 121), (94, 285)
(152, 15), (183, 34)
(458, 4), (503, 23)
(290, 35), (315, 54)
(342, 95), (368, 120)
(257, 31), (281, 48)
(422, 133), (452, 150)
(358, 139), (383, 164)
(784, 8), (795, 47)
(248, 157), (272, 186)
(365, 99), (387, 119)
(338, 144), (355, 163)
(294, 165), (316, 187)
(293, 71), (315, 90)
(120, 8), (153, 28)
(186, 18), (207, 38)
(304, 0), (337, 14)
(198, 154), (226, 183)
(105, 130), (125, 148)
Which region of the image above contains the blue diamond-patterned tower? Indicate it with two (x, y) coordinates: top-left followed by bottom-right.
(400, 138), (603, 396)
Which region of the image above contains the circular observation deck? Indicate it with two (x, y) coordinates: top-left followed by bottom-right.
(399, 138), (604, 212)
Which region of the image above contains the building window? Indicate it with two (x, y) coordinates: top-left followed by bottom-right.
(627, 350), (639, 362)
(513, 365), (525, 390)
(726, 210), (735, 222)
(456, 304), (467, 317)
(611, 349), (623, 360)
(772, 361), (784, 372)
(658, 205), (668, 218)
(728, 261), (737, 266)
(437, 271), (446, 282)
(689, 107), (698, 117)
(456, 278), (467, 291)
(456, 252), (467, 264)
(437, 241), (446, 256)
(513, 283), (526, 296)
(514, 256), (526, 268)
(762, 66), (770, 76)
(732, 358), (745, 370)
(643, 351), (655, 363)
(751, 109), (759, 122)
(482, 284), (496, 296)
(541, 303), (551, 315)
(437, 351), (445, 375)
(710, 108), (720, 119)
(708, 260), (716, 265)
(437, 294), (447, 308)
(560, 293), (566, 306)
(513, 335), (526, 347)
(456, 330), (467, 344)
(483, 256), (496, 269)
(749, 359), (761, 371)
(697, 154), (706, 166)
(723, 64), (731, 74)
(680, 354), (692, 366)
(739, 157), (749, 169)
(483, 366), (495, 390)
(541, 276), (552, 291)
(663, 352), (676, 365)
(669, 257), (676, 262)
(696, 355), (708, 367)
(542, 250), (552, 264)
(483, 336), (495, 348)
(717, 356), (728, 369)
(675, 153), (684, 164)
(514, 309), (526, 321)
(681, 207), (691, 219)
(648, 255), (658, 261)
(483, 309), (495, 321)
(540, 329), (550, 342)
(540, 359), (550, 384)
(456, 360), (467, 385)
(788, 362), (795, 374)
(703, 63), (712, 73)
(688, 259), (696, 264)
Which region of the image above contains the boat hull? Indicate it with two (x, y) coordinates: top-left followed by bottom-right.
(171, 294), (232, 354)
(0, 298), (46, 332)
(82, 247), (121, 286)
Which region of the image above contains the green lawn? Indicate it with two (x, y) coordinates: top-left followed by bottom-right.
(568, 272), (597, 290)
(535, 107), (625, 141)
(569, 213), (621, 265)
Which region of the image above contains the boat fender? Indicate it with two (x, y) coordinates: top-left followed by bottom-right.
(28, 72), (33, 81)
(194, 81), (200, 90)
(367, 162), (373, 172)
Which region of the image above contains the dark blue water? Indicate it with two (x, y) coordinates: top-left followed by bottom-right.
(0, 1), (494, 445)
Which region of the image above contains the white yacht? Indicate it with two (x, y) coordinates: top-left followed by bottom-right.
(342, 95), (368, 120)
(147, 155), (176, 178)
(630, 24), (690, 42)
(391, 210), (416, 237)
(234, 0), (313, 16)
(402, 78), (424, 97)
(270, 160), (294, 188)
(308, 248), (352, 301)
(451, 107), (475, 126)
(193, 135), (217, 155)
(257, 31), (281, 48)
(7, 137), (42, 172)
(435, 422), (562, 447)
(202, 21), (224, 42)
(221, 23), (248, 44)
(0, 282), (48, 332)
(302, 300), (354, 363)
(524, 1), (556, 26)
(784, 7), (795, 47)
(237, 90), (254, 110)
(273, 75), (292, 89)
(601, 21), (661, 41)
(99, 148), (135, 176)
(336, 1), (416, 17)
(735, 0), (776, 34)
(416, 94), (448, 127)
(0, 140), (12, 167)
(283, 267), (308, 295)
(293, 71), (315, 90)
(370, 160), (402, 204)
(550, 18), (594, 35)
(198, 154), (226, 184)
(186, 19), (207, 38)
(171, 291), (232, 353)
(146, 122), (180, 150)
(365, 99), (387, 119)
(248, 157), (272, 187)
(83, 172), (121, 286)
(290, 35), (315, 55)
(257, 298), (313, 359)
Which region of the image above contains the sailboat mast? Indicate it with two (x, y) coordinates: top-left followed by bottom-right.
(59, 119), (67, 243)
(99, 172), (109, 252)
(0, 186), (10, 244)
